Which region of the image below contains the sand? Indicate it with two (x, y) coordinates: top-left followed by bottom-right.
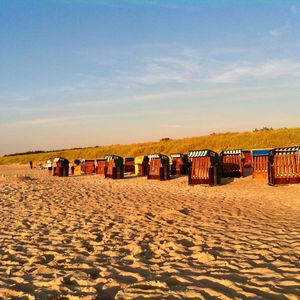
(0, 165), (299, 300)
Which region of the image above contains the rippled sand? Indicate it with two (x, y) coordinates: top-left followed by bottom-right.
(0, 165), (300, 299)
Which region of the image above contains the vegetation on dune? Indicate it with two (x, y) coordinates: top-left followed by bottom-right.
(1, 127), (300, 165)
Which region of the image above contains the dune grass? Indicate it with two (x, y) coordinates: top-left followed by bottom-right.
(1, 127), (300, 165)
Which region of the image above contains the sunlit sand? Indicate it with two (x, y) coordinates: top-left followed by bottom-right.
(0, 165), (299, 299)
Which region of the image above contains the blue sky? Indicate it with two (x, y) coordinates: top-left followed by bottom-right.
(0, 0), (300, 154)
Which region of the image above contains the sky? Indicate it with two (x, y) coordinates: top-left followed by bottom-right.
(0, 0), (300, 155)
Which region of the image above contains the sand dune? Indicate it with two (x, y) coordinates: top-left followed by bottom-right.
(0, 165), (300, 299)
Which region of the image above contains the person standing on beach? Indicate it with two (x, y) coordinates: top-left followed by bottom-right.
(29, 161), (33, 169)
(46, 158), (53, 175)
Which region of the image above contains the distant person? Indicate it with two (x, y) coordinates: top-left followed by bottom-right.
(29, 161), (33, 169)
(46, 158), (53, 175)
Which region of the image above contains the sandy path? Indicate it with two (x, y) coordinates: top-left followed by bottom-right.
(0, 165), (299, 299)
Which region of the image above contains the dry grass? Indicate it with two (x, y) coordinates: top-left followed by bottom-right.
(1, 127), (300, 165)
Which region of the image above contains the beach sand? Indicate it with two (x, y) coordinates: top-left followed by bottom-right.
(0, 165), (299, 299)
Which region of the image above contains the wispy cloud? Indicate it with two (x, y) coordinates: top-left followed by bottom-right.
(210, 47), (252, 56)
(137, 0), (183, 9)
(0, 93), (33, 103)
(268, 4), (299, 39)
(269, 29), (282, 37)
(1, 82), (89, 106)
(72, 88), (225, 107)
(59, 0), (184, 9)
(290, 4), (299, 15)
(5, 115), (95, 128)
(208, 59), (300, 83)
(129, 55), (202, 85)
(71, 85), (274, 108)
(161, 124), (183, 129)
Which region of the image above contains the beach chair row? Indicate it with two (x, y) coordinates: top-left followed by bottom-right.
(47, 146), (300, 186)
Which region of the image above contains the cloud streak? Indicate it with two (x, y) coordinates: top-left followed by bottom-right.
(71, 87), (242, 107)
(5, 115), (95, 128)
(128, 55), (202, 85)
(208, 59), (300, 83)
